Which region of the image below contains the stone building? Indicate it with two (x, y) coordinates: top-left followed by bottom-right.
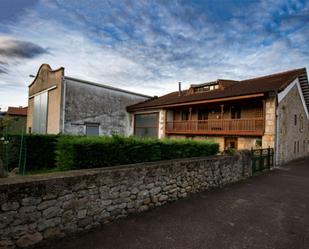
(27, 64), (150, 136)
(127, 68), (309, 165)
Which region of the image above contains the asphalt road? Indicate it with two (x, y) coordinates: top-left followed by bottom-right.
(38, 157), (309, 249)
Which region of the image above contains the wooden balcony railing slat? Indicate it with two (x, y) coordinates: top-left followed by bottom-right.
(166, 118), (264, 135)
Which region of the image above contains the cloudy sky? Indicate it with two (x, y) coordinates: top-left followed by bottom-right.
(0, 0), (309, 110)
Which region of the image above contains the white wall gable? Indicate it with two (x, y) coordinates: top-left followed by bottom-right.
(278, 78), (309, 119)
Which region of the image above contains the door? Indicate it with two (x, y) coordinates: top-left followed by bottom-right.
(231, 105), (241, 119)
(225, 137), (238, 150)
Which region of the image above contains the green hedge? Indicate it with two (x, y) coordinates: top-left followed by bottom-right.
(56, 135), (219, 170)
(0, 134), (58, 171)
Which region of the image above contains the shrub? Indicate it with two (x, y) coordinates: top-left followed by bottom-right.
(56, 135), (219, 170)
(0, 134), (58, 171)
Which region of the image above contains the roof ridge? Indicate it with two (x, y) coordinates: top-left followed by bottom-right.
(64, 76), (152, 98)
(240, 68), (305, 83)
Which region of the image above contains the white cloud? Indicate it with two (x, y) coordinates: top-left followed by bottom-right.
(0, 0), (308, 110)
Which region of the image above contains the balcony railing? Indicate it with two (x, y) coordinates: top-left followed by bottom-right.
(166, 118), (264, 136)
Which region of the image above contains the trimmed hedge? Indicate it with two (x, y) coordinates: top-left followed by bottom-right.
(56, 135), (219, 170)
(0, 134), (58, 171)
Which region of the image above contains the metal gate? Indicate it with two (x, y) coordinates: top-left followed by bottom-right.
(251, 147), (274, 173)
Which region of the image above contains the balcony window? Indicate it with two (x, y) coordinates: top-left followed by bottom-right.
(181, 110), (189, 120)
(198, 109), (208, 120)
(231, 106), (241, 119)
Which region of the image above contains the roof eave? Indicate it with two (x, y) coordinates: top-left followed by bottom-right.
(127, 93), (266, 112)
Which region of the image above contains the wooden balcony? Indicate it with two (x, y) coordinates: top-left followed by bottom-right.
(166, 118), (265, 136)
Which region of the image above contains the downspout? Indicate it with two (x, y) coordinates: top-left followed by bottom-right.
(274, 90), (279, 166)
(61, 77), (67, 134)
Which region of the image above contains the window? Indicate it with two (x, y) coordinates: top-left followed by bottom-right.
(300, 115), (304, 132)
(198, 109), (208, 120)
(255, 107), (263, 118)
(297, 141), (299, 153)
(294, 114), (297, 126)
(33, 92), (48, 134)
(181, 110), (189, 120)
(194, 84), (219, 93)
(134, 113), (158, 138)
(231, 105), (241, 119)
(86, 123), (99, 136)
(255, 138), (262, 148)
(294, 141), (297, 154)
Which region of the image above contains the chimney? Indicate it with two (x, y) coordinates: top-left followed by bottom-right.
(178, 82), (181, 96)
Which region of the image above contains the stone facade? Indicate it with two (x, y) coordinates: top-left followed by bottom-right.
(276, 82), (309, 164)
(238, 137), (260, 150)
(63, 78), (149, 136)
(262, 97), (276, 149)
(0, 152), (251, 249)
(158, 110), (166, 139)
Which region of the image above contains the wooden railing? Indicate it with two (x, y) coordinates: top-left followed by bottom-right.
(166, 118), (264, 136)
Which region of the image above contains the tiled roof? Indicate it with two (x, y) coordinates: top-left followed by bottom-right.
(127, 68), (307, 111)
(7, 107), (28, 116)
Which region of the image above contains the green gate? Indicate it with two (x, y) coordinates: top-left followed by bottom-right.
(251, 147), (274, 174)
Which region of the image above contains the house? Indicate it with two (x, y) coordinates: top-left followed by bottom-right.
(27, 64), (151, 136)
(0, 107), (27, 134)
(127, 68), (309, 165)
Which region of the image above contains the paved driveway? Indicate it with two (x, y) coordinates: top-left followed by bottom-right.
(39, 157), (309, 249)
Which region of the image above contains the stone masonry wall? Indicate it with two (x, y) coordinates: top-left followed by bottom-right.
(63, 79), (149, 136)
(0, 152), (251, 249)
(277, 83), (309, 164)
(262, 97), (276, 149)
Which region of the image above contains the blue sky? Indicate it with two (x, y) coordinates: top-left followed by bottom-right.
(0, 0), (309, 109)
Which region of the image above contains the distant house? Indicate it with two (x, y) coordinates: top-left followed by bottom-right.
(127, 68), (309, 165)
(27, 64), (151, 136)
(0, 107), (28, 134)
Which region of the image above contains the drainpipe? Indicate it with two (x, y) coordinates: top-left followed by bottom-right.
(274, 90), (279, 166)
(61, 77), (66, 133)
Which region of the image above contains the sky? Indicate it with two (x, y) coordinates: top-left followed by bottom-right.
(0, 0), (309, 110)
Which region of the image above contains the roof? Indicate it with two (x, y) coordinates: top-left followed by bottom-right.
(28, 64), (64, 87)
(7, 107), (28, 116)
(127, 68), (308, 111)
(29, 64), (151, 99)
(64, 76), (152, 99)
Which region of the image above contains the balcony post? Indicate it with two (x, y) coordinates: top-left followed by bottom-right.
(189, 108), (192, 130)
(220, 104), (224, 130)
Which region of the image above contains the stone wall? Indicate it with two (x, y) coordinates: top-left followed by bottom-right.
(262, 97), (276, 149)
(0, 152), (251, 249)
(277, 80), (309, 164)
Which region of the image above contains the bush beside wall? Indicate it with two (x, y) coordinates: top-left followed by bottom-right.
(56, 136), (219, 170)
(0, 134), (219, 172)
(0, 134), (58, 171)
